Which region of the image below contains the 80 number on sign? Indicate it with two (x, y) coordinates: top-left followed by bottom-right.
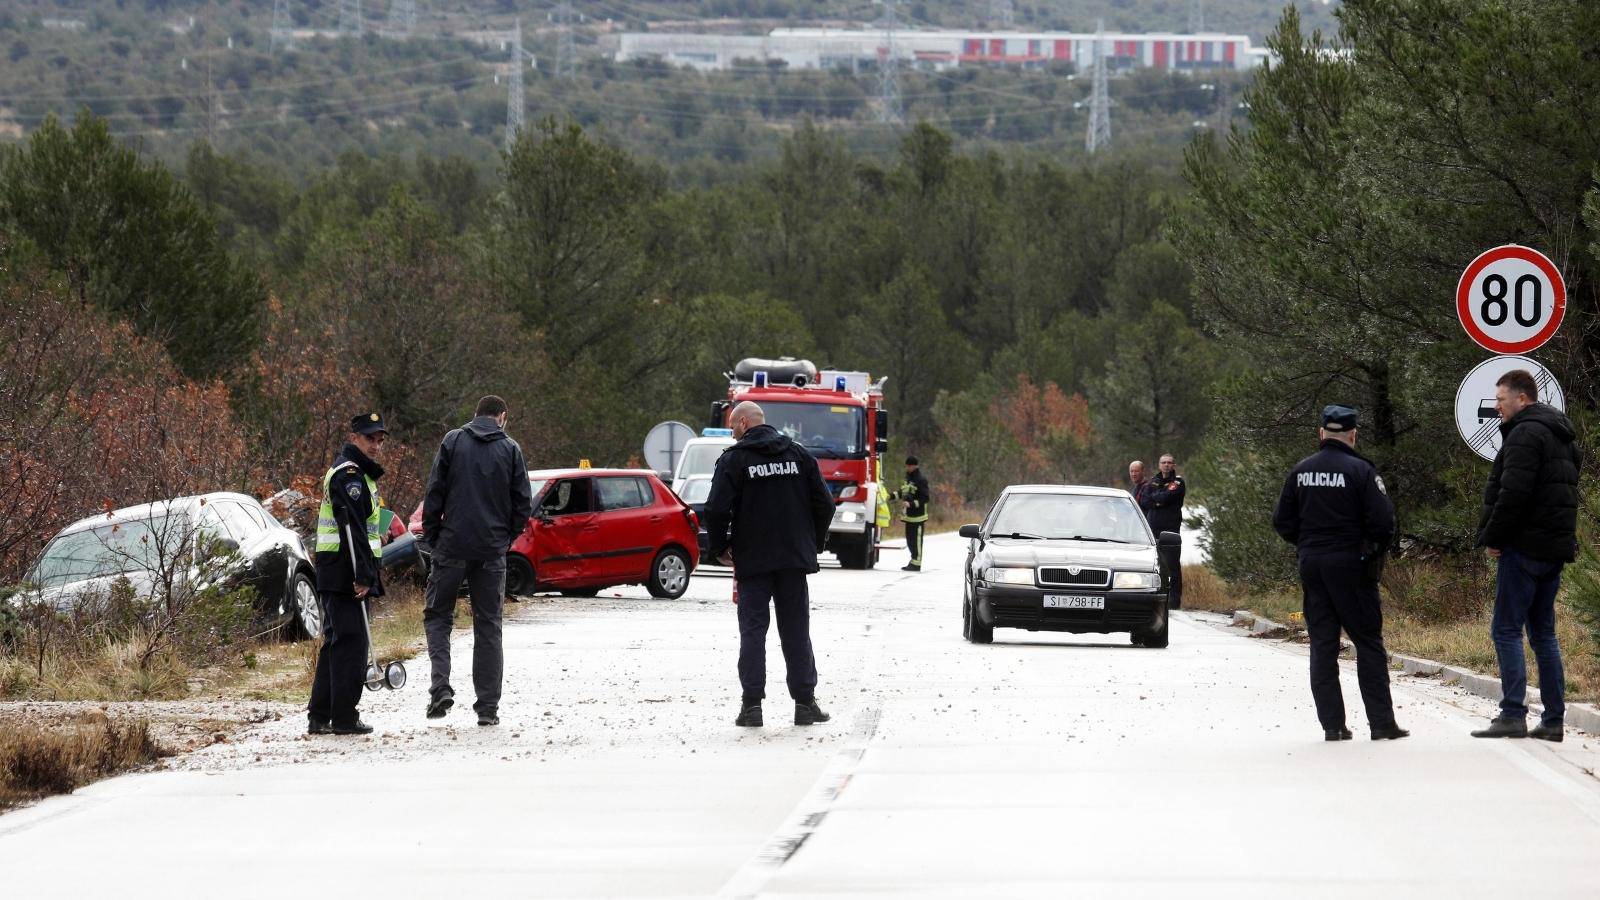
(1456, 244), (1566, 355)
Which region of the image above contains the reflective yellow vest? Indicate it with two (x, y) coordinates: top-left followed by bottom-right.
(315, 461), (382, 559)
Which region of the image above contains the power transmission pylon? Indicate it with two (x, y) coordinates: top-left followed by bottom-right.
(388, 0), (417, 36)
(875, 0), (903, 126)
(270, 0), (293, 54)
(506, 18), (525, 151)
(555, 2), (576, 78)
(990, 0), (1014, 29)
(339, 0), (362, 37)
(1189, 0), (1205, 33)
(1085, 20), (1111, 155)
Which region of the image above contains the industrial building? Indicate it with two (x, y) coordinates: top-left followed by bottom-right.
(615, 28), (1267, 73)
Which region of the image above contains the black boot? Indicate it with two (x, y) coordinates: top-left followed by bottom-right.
(1471, 716), (1527, 739)
(1528, 722), (1564, 742)
(1323, 727), (1353, 741)
(901, 564), (921, 572)
(330, 718), (374, 735)
(1370, 724), (1410, 741)
(735, 704), (763, 727)
(795, 701), (831, 726)
(308, 718), (333, 735)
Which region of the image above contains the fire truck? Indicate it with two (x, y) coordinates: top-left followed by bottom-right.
(711, 357), (888, 569)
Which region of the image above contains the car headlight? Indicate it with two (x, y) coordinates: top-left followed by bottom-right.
(983, 567), (1036, 586)
(838, 510), (861, 523)
(1113, 571), (1159, 591)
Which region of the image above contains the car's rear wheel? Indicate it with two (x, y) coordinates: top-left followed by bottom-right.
(286, 571), (320, 641)
(647, 547), (691, 599)
(505, 554), (536, 598)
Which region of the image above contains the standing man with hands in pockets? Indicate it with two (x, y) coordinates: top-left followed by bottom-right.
(422, 395), (533, 727)
(704, 401), (837, 729)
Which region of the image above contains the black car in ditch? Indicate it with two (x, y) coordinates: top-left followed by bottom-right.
(959, 485), (1179, 648)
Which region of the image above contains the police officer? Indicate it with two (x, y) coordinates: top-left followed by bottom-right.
(306, 412), (388, 736)
(1272, 405), (1408, 742)
(896, 456), (931, 572)
(704, 401), (837, 728)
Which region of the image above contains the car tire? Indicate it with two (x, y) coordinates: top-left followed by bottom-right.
(505, 554), (536, 598)
(965, 588), (993, 644)
(561, 587), (600, 598)
(835, 531), (871, 569)
(647, 547), (692, 599)
(1143, 614), (1170, 649)
(285, 571), (320, 641)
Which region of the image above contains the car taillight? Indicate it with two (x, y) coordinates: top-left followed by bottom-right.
(683, 508), (699, 529)
(838, 485), (862, 501)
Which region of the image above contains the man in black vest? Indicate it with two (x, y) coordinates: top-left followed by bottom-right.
(704, 401), (837, 728)
(1272, 405), (1408, 742)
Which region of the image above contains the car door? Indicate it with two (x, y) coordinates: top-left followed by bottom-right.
(533, 477), (598, 587)
(214, 500), (286, 621)
(593, 475), (658, 580)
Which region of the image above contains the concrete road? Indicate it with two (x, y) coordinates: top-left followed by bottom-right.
(2, 534), (1598, 898)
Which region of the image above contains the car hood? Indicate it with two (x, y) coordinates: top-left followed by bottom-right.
(982, 538), (1159, 572)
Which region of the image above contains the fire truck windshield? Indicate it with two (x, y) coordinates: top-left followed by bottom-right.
(760, 401), (866, 459)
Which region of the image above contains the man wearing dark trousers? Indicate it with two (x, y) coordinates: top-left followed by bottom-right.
(422, 395), (534, 727)
(897, 456), (931, 572)
(1472, 369), (1579, 742)
(1144, 454), (1186, 608)
(1273, 405), (1408, 742)
(704, 401), (837, 728)
(307, 412), (388, 736)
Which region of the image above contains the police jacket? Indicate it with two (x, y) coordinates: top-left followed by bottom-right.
(315, 444), (385, 597)
(703, 424), (836, 576)
(1477, 403), (1581, 562)
(899, 469), (931, 523)
(1272, 439), (1394, 558)
(422, 416), (534, 562)
(1144, 472), (1186, 536)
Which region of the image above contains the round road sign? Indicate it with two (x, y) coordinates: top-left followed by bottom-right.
(1454, 355), (1565, 461)
(1456, 245), (1566, 354)
(643, 420), (696, 476)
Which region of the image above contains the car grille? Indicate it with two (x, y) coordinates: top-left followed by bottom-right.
(1038, 567), (1110, 588)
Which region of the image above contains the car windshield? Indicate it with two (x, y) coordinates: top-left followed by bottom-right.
(28, 513), (190, 588)
(988, 493), (1150, 545)
(762, 401), (865, 459)
(677, 478), (712, 505)
(676, 443), (729, 479)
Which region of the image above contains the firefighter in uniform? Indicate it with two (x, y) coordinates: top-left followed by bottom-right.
(1272, 405), (1408, 742)
(896, 456), (931, 572)
(704, 401), (837, 728)
(306, 412), (388, 736)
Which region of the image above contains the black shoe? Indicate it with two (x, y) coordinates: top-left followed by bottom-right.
(735, 704), (763, 727)
(901, 564), (921, 572)
(1370, 724), (1410, 741)
(1529, 722), (1565, 742)
(308, 719), (334, 735)
(477, 712), (499, 727)
(1471, 716), (1527, 739)
(1324, 727), (1353, 741)
(426, 695), (454, 719)
(330, 719), (374, 735)
(795, 701), (831, 726)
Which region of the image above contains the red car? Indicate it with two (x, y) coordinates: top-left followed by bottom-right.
(410, 468), (700, 600)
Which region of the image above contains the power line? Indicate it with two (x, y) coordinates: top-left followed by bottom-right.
(1085, 19), (1111, 155)
(875, 0), (903, 126)
(507, 18), (525, 151)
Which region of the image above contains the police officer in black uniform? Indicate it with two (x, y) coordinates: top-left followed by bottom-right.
(704, 401), (837, 728)
(1272, 405), (1408, 742)
(306, 412), (388, 736)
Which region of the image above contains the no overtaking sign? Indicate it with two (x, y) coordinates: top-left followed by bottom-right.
(1456, 244), (1566, 355)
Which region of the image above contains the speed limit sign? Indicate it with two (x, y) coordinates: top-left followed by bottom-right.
(1456, 245), (1566, 354)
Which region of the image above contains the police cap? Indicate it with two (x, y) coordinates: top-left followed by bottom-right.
(350, 412), (388, 436)
(1321, 405), (1359, 433)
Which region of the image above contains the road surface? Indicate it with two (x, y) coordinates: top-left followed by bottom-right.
(2, 533), (1598, 898)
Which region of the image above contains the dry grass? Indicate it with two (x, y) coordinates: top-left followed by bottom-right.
(0, 714), (166, 811)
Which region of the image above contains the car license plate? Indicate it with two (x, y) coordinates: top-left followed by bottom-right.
(1044, 595), (1104, 610)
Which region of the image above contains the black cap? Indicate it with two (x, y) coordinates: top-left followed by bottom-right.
(905, 455), (919, 466)
(1321, 405), (1358, 433)
(350, 412), (388, 436)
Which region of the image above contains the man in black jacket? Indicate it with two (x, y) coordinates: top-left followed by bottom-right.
(897, 456), (931, 572)
(1471, 370), (1579, 742)
(421, 395), (534, 727)
(1273, 405), (1408, 742)
(1144, 454), (1186, 608)
(704, 401), (837, 728)
(307, 412), (388, 736)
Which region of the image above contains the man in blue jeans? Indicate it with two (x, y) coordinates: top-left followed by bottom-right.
(1472, 369), (1579, 743)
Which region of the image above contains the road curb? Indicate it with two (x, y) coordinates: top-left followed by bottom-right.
(1227, 610), (1600, 736)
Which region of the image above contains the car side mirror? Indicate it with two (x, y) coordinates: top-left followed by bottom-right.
(958, 524), (983, 540)
(1158, 531), (1182, 548)
(874, 438), (889, 456)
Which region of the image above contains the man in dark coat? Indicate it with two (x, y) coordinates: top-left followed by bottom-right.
(421, 395), (534, 727)
(897, 456), (931, 572)
(704, 401), (837, 728)
(1144, 454), (1186, 608)
(307, 412), (388, 736)
(1273, 405), (1408, 742)
(1471, 369), (1580, 742)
